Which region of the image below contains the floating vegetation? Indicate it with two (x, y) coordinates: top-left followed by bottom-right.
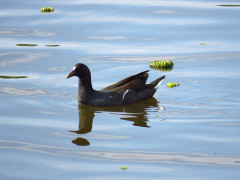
(150, 60), (174, 68)
(41, 7), (54, 13)
(16, 44), (37, 46)
(45, 45), (60, 47)
(217, 5), (240, 7)
(150, 60), (174, 72)
(0, 75), (28, 79)
(200, 43), (208, 45)
(166, 82), (180, 88)
(120, 166), (128, 170)
(17, 44), (60, 47)
(150, 66), (173, 72)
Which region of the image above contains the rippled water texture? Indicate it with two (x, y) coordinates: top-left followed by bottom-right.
(0, 0), (240, 179)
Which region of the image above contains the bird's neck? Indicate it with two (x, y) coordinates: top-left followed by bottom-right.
(78, 78), (93, 103)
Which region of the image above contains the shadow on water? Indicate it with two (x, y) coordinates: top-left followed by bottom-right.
(70, 97), (163, 146)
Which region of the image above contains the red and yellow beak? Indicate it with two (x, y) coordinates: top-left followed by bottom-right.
(66, 70), (76, 79)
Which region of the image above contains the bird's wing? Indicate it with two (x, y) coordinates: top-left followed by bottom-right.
(101, 70), (149, 92)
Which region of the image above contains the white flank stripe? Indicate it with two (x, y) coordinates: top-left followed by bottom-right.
(122, 90), (130, 101)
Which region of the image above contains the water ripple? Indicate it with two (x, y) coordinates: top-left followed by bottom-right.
(1, 139), (240, 167)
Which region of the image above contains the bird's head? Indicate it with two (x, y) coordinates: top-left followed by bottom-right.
(66, 63), (90, 79)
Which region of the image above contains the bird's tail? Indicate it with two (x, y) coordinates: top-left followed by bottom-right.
(149, 75), (165, 90)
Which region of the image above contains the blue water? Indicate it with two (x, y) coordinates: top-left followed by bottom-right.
(0, 0), (240, 179)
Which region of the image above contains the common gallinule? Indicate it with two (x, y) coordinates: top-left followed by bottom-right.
(67, 63), (165, 106)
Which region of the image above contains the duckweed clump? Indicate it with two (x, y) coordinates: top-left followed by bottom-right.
(150, 60), (174, 68)
(150, 66), (173, 72)
(41, 7), (54, 13)
(166, 82), (180, 88)
(120, 166), (128, 170)
(16, 44), (37, 46)
(0, 75), (28, 79)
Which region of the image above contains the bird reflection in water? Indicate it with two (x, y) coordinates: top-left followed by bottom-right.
(70, 97), (164, 146)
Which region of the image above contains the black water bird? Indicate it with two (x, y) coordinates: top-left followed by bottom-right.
(67, 63), (165, 106)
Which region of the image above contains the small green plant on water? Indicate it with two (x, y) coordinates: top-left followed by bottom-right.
(41, 7), (54, 13)
(166, 82), (180, 88)
(0, 75), (28, 79)
(120, 166), (128, 170)
(150, 60), (174, 68)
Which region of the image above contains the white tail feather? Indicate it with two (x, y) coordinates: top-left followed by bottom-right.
(154, 79), (163, 90)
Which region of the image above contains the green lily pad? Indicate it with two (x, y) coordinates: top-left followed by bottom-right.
(167, 82), (180, 88)
(120, 166), (128, 170)
(150, 60), (174, 71)
(16, 44), (37, 46)
(41, 7), (54, 13)
(200, 43), (207, 45)
(45, 45), (60, 47)
(150, 66), (173, 72)
(217, 5), (240, 7)
(0, 75), (28, 79)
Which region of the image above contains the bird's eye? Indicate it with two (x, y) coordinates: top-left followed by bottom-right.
(73, 66), (76, 71)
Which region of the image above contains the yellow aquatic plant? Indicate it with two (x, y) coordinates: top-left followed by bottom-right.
(41, 7), (54, 13)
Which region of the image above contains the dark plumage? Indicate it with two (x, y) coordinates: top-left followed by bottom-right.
(67, 63), (165, 106)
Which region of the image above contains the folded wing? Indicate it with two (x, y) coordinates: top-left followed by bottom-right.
(101, 70), (149, 93)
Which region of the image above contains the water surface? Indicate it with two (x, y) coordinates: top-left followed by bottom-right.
(0, 0), (240, 179)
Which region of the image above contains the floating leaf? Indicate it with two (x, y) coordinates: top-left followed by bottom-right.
(200, 43), (207, 45)
(41, 7), (54, 13)
(166, 82), (180, 88)
(120, 166), (128, 170)
(150, 66), (173, 72)
(45, 45), (60, 47)
(150, 60), (174, 68)
(16, 44), (37, 46)
(0, 75), (28, 79)
(217, 5), (240, 7)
